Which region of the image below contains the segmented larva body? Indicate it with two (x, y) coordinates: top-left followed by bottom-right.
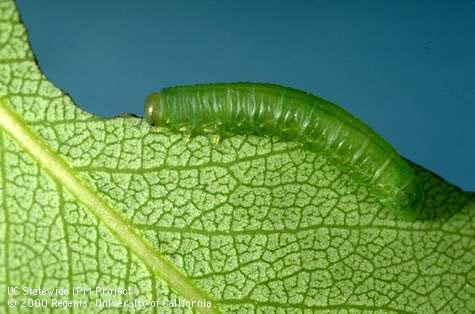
(145, 82), (424, 220)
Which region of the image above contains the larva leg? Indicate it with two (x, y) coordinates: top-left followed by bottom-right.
(183, 133), (191, 144)
(213, 135), (221, 146)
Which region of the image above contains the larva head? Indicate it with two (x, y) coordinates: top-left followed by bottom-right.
(144, 93), (161, 125)
(389, 179), (425, 221)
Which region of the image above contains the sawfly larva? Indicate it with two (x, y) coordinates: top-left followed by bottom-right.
(145, 82), (424, 220)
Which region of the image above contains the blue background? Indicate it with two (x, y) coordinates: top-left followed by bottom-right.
(16, 0), (475, 191)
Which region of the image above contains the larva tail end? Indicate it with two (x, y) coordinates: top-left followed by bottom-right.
(144, 93), (161, 125)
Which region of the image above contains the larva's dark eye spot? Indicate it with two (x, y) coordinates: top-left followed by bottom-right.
(144, 82), (425, 220)
(144, 93), (160, 126)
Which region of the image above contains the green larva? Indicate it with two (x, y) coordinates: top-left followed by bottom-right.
(144, 82), (424, 220)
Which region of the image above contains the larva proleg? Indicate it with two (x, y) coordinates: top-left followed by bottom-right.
(144, 82), (424, 220)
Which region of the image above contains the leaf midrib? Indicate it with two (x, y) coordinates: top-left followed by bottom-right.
(0, 98), (219, 314)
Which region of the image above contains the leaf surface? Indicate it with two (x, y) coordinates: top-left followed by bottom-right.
(0, 1), (474, 313)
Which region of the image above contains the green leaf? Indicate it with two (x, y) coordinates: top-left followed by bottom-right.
(1, 1), (474, 313)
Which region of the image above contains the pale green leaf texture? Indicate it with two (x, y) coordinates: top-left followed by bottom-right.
(1, 1), (474, 313)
